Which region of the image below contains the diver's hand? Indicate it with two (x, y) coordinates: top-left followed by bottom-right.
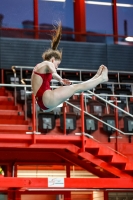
(61, 79), (71, 85)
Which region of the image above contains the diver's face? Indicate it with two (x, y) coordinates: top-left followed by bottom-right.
(51, 57), (61, 69)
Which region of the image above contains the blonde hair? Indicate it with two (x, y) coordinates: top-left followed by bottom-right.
(42, 22), (62, 61)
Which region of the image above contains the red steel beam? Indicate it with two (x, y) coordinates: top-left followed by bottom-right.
(33, 0), (39, 39)
(0, 177), (133, 188)
(0, 134), (82, 148)
(64, 192), (71, 200)
(104, 191), (108, 200)
(0, 26), (131, 38)
(74, 0), (86, 41)
(0, 143), (79, 149)
(0, 134), (133, 158)
(112, 0), (118, 43)
(66, 164), (70, 178)
(1, 69), (4, 84)
(0, 134), (81, 142)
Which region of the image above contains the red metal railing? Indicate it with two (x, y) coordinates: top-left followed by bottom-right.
(0, 27), (132, 42)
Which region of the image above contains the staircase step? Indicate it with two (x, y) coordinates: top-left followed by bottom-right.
(0, 110), (24, 116)
(86, 139), (101, 148)
(86, 144), (114, 162)
(97, 155), (113, 162)
(125, 163), (133, 171)
(111, 162), (126, 170)
(86, 140), (115, 157)
(0, 124), (32, 131)
(124, 170), (133, 176)
(97, 148), (114, 156)
(110, 153), (128, 163)
(0, 115), (25, 120)
(0, 101), (15, 106)
(0, 88), (7, 96)
(0, 105), (18, 110)
(0, 119), (28, 125)
(0, 96), (14, 102)
(86, 147), (99, 155)
(0, 130), (30, 134)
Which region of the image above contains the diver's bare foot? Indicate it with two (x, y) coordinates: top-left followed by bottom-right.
(101, 65), (108, 82)
(97, 65), (104, 76)
(95, 65), (104, 78)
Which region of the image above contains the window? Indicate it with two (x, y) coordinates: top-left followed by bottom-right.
(38, 0), (74, 40)
(0, 0), (33, 28)
(85, 0), (113, 43)
(117, 0), (133, 40)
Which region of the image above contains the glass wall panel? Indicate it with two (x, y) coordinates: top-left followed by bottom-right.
(109, 192), (133, 200)
(38, 0), (74, 40)
(85, 0), (113, 43)
(0, 0), (33, 28)
(117, 0), (133, 41)
(0, 194), (7, 200)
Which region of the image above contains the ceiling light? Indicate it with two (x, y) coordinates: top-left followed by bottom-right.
(85, 1), (111, 6)
(125, 37), (133, 42)
(85, 1), (133, 7)
(41, 0), (65, 2)
(117, 3), (133, 7)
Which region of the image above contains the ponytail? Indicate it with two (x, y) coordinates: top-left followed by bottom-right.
(51, 21), (62, 50)
(42, 21), (62, 61)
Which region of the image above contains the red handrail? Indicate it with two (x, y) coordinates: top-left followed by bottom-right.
(1, 69), (4, 84)
(0, 27), (132, 40)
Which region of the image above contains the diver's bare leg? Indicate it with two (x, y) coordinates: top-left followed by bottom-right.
(42, 66), (108, 110)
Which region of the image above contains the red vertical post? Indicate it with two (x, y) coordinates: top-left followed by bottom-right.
(64, 192), (71, 200)
(104, 191), (108, 200)
(34, 0), (39, 39)
(32, 93), (36, 143)
(63, 102), (66, 135)
(112, 0), (118, 43)
(32, 93), (36, 133)
(8, 191), (15, 200)
(15, 192), (21, 200)
(74, 0), (86, 42)
(66, 164), (70, 178)
(1, 69), (4, 83)
(114, 98), (119, 151)
(80, 93), (85, 152)
(14, 165), (17, 177)
(6, 164), (13, 177)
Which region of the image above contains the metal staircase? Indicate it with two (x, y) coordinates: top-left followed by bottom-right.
(0, 87), (32, 134)
(58, 137), (133, 178)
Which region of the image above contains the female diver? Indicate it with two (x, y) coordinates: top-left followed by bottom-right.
(31, 22), (108, 112)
